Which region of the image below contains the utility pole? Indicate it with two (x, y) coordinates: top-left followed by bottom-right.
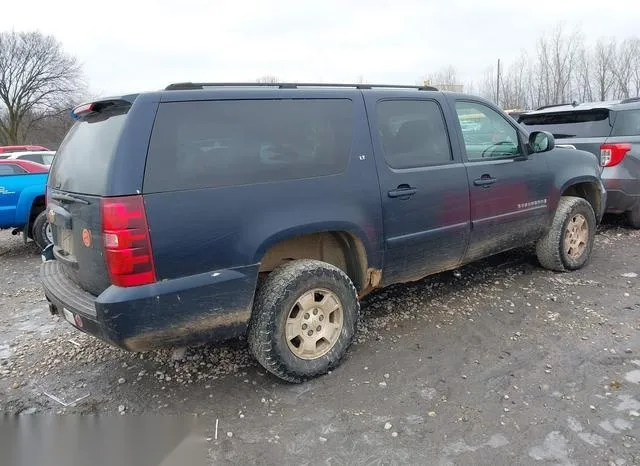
(496, 58), (501, 106)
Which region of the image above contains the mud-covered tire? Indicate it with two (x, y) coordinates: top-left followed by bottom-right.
(32, 210), (52, 251)
(627, 205), (640, 229)
(247, 259), (359, 383)
(536, 196), (596, 272)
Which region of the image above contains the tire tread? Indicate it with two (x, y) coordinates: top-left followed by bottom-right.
(247, 259), (359, 383)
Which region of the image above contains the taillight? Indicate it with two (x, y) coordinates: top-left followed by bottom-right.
(101, 195), (156, 287)
(600, 143), (631, 167)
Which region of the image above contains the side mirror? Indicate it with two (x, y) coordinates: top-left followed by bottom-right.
(529, 131), (555, 153)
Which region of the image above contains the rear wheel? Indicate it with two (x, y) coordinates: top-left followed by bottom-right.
(536, 196), (596, 272)
(248, 259), (359, 383)
(32, 210), (52, 250)
(627, 205), (640, 229)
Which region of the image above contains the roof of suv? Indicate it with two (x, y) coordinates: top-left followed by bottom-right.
(158, 82), (448, 101)
(524, 98), (640, 116)
(76, 83), (500, 120)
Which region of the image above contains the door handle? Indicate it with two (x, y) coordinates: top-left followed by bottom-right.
(473, 176), (497, 187)
(388, 185), (417, 198)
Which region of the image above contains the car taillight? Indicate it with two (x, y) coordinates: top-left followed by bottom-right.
(600, 143), (631, 167)
(101, 195), (156, 287)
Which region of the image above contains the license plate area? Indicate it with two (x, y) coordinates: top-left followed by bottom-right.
(59, 228), (75, 256)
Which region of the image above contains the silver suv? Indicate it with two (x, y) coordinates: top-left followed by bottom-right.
(519, 99), (640, 227)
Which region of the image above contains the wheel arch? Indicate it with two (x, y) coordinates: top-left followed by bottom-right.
(559, 177), (605, 222)
(254, 225), (380, 296)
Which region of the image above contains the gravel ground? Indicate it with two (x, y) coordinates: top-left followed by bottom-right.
(1, 221), (639, 465)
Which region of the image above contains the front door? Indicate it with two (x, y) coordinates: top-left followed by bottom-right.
(452, 100), (553, 262)
(366, 96), (470, 286)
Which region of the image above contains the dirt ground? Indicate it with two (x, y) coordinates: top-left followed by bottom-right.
(1, 221), (639, 465)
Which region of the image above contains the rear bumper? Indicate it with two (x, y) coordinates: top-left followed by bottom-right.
(602, 165), (640, 213)
(602, 178), (640, 213)
(40, 259), (259, 351)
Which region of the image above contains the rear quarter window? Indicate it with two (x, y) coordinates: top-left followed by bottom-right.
(143, 99), (354, 192)
(520, 109), (613, 138)
(611, 109), (640, 137)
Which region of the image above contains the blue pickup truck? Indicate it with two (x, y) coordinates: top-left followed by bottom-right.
(41, 83), (606, 383)
(0, 159), (52, 250)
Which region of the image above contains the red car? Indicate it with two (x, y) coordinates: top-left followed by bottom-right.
(0, 145), (49, 154)
(0, 159), (50, 174)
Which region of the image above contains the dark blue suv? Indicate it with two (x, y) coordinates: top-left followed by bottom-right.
(41, 83), (606, 382)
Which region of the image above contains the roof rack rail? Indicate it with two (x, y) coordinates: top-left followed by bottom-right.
(164, 82), (439, 91)
(620, 96), (640, 104)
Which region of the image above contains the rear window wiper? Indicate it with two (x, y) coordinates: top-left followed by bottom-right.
(51, 192), (90, 205)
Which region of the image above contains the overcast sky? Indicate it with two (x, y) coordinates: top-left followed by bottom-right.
(2, 0), (639, 97)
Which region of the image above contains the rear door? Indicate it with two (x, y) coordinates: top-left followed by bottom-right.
(453, 99), (552, 262)
(0, 164), (28, 226)
(46, 102), (132, 296)
(365, 94), (470, 286)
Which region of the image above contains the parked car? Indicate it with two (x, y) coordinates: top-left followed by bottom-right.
(41, 83), (605, 383)
(0, 145), (49, 154)
(518, 98), (640, 227)
(0, 159), (52, 249)
(0, 150), (56, 166)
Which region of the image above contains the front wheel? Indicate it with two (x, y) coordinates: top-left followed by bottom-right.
(536, 196), (596, 272)
(32, 210), (53, 251)
(248, 259), (359, 383)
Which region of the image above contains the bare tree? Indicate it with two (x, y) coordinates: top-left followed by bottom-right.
(467, 23), (640, 108)
(500, 54), (530, 109)
(616, 38), (640, 99)
(479, 65), (497, 103)
(255, 75), (279, 84)
(613, 38), (640, 99)
(589, 38), (616, 101)
(574, 47), (594, 102)
(424, 65), (461, 91)
(0, 31), (83, 145)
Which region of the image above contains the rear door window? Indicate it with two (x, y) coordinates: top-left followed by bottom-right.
(519, 110), (613, 138)
(611, 109), (640, 137)
(376, 100), (452, 168)
(144, 99), (354, 192)
(48, 108), (128, 195)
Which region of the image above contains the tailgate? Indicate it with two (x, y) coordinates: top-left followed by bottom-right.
(46, 99), (134, 296)
(47, 190), (111, 296)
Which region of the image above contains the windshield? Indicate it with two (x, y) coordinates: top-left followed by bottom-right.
(48, 108), (128, 194)
(519, 109), (613, 138)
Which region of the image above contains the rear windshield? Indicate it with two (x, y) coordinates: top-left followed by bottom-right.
(144, 99), (354, 192)
(611, 109), (640, 137)
(519, 109), (613, 139)
(48, 109), (128, 194)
